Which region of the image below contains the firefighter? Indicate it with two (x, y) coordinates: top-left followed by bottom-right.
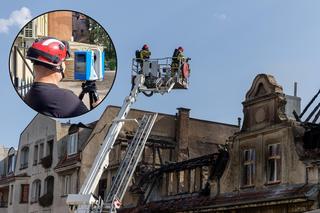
(171, 46), (185, 76)
(24, 37), (96, 118)
(140, 44), (151, 60)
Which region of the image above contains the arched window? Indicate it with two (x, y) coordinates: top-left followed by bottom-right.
(7, 148), (16, 174)
(39, 176), (54, 207)
(31, 179), (41, 202)
(20, 146), (29, 169)
(44, 176), (54, 195)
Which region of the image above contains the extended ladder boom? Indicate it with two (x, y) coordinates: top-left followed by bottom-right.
(105, 113), (158, 212)
(66, 75), (145, 211)
(67, 55), (191, 213)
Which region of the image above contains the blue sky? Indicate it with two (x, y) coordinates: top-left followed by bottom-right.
(0, 0), (319, 148)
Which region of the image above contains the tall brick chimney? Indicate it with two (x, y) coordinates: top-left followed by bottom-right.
(176, 107), (190, 162)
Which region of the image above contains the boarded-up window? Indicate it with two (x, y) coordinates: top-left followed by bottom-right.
(242, 149), (255, 186)
(267, 144), (281, 183)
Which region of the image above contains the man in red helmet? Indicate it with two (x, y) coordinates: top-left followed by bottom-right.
(140, 44), (151, 60)
(24, 37), (90, 118)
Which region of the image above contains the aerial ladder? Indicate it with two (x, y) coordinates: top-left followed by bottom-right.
(66, 56), (190, 213)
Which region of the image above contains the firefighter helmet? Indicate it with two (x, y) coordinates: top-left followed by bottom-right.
(26, 37), (70, 67)
(142, 44), (149, 50)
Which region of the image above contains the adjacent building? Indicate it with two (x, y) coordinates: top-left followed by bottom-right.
(0, 103), (237, 212)
(9, 11), (108, 97)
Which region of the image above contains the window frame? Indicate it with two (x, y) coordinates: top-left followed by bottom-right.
(20, 146), (29, 170)
(7, 154), (15, 174)
(39, 143), (44, 160)
(242, 148), (256, 187)
(20, 184), (29, 203)
(63, 175), (71, 196)
(33, 145), (38, 165)
(31, 179), (41, 203)
(266, 143), (281, 184)
(67, 133), (78, 156)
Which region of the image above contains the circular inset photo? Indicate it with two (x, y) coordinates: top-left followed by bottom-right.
(9, 10), (117, 118)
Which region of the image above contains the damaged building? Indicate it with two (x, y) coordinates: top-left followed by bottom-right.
(0, 73), (319, 213)
(120, 74), (320, 213)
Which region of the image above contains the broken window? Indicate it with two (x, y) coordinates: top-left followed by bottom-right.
(154, 147), (161, 166)
(189, 169), (196, 193)
(178, 170), (185, 193)
(201, 166), (209, 189)
(143, 146), (153, 165)
(120, 145), (126, 161)
(242, 149), (255, 186)
(267, 143), (281, 183)
(167, 172), (174, 196)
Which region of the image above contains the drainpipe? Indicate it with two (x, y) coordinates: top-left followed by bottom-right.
(305, 165), (309, 184)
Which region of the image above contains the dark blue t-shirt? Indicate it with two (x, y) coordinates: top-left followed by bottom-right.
(24, 82), (88, 118)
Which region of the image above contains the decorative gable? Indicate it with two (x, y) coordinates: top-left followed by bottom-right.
(242, 74), (287, 132)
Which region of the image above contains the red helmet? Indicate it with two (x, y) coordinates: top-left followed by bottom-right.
(142, 44), (149, 50)
(178, 46), (184, 52)
(26, 37), (70, 67)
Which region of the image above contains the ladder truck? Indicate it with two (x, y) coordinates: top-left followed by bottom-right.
(66, 56), (191, 212)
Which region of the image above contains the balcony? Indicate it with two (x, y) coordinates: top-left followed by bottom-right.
(0, 201), (8, 208)
(40, 155), (52, 169)
(38, 193), (53, 207)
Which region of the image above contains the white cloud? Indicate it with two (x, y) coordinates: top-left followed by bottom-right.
(0, 7), (32, 33)
(213, 13), (227, 21)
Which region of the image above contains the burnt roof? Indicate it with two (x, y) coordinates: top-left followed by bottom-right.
(120, 184), (318, 213)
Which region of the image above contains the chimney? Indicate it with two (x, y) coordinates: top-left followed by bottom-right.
(237, 117), (242, 129)
(285, 81), (301, 119)
(176, 107), (190, 162)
